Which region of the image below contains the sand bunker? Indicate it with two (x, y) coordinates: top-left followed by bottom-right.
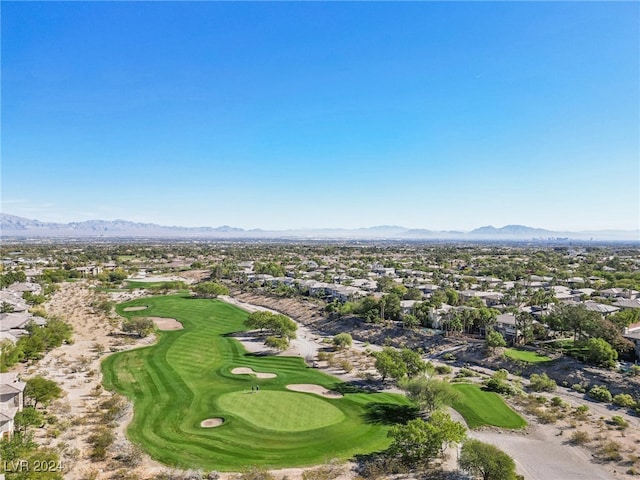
(200, 417), (224, 428)
(231, 367), (277, 379)
(149, 317), (183, 330)
(123, 306), (148, 312)
(286, 384), (343, 398)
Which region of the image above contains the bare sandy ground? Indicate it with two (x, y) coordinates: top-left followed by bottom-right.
(148, 316), (183, 330)
(200, 418), (224, 428)
(231, 367), (276, 379)
(471, 427), (616, 480)
(286, 384), (343, 398)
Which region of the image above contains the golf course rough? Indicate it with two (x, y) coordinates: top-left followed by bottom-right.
(102, 295), (413, 471)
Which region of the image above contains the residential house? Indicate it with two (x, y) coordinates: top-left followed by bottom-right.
(494, 313), (518, 344)
(0, 373), (26, 439)
(623, 323), (640, 360)
(612, 298), (640, 310)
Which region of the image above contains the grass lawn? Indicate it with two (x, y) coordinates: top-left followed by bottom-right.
(102, 295), (412, 471)
(504, 348), (552, 364)
(123, 280), (186, 290)
(451, 383), (527, 429)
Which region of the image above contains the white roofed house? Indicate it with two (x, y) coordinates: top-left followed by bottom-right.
(0, 373), (26, 439)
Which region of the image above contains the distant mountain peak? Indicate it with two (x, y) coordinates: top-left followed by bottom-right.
(1, 213), (637, 241)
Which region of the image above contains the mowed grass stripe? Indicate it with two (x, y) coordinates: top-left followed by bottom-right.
(451, 383), (527, 429)
(103, 295), (412, 470)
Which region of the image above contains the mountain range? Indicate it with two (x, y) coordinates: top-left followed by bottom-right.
(0, 214), (638, 241)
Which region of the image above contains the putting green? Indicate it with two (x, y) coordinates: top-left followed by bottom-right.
(102, 295), (413, 471)
(217, 390), (344, 432)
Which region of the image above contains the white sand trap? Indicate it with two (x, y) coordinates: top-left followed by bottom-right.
(149, 317), (183, 330)
(123, 306), (148, 312)
(231, 367), (277, 379)
(200, 417), (224, 428)
(286, 384), (343, 398)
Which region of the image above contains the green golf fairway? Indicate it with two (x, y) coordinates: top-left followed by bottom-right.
(102, 295), (412, 471)
(504, 348), (552, 364)
(452, 383), (527, 429)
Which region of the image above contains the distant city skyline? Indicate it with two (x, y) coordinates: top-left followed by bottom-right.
(2, 2), (638, 231)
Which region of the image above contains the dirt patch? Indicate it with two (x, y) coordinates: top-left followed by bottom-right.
(149, 316), (183, 330)
(231, 367), (276, 379)
(286, 384), (343, 398)
(200, 417), (224, 428)
(123, 306), (148, 312)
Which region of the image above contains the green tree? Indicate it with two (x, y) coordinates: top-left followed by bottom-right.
(245, 311), (297, 348)
(547, 304), (599, 343)
(585, 337), (618, 368)
(459, 439), (518, 480)
(399, 377), (460, 413)
(193, 281), (229, 298)
(400, 348), (428, 378)
(244, 311), (272, 332)
(402, 314), (421, 330)
(429, 290), (448, 309)
(485, 329), (506, 353)
(14, 407), (44, 434)
(24, 376), (62, 409)
(445, 289), (459, 306)
(376, 276), (395, 293)
(374, 348), (406, 382)
(403, 287), (423, 301)
(387, 412), (466, 466)
(355, 296), (381, 323)
(0, 339), (24, 371)
(381, 293), (401, 321)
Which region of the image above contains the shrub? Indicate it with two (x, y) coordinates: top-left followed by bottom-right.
(435, 365), (452, 375)
(609, 415), (629, 429)
(573, 405), (590, 420)
(236, 467), (277, 480)
(529, 373), (556, 392)
(457, 367), (476, 378)
(588, 385), (613, 403)
(340, 360), (354, 373)
(598, 441), (622, 462)
(88, 425), (114, 461)
(317, 351), (329, 361)
(550, 396), (564, 407)
(613, 394), (637, 408)
(332, 333), (353, 350)
(571, 383), (586, 393)
(570, 431), (590, 445)
(442, 352), (456, 361)
(485, 370), (516, 395)
(536, 410), (558, 424)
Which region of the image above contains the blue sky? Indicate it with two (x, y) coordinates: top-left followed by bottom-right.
(2, 2), (638, 231)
